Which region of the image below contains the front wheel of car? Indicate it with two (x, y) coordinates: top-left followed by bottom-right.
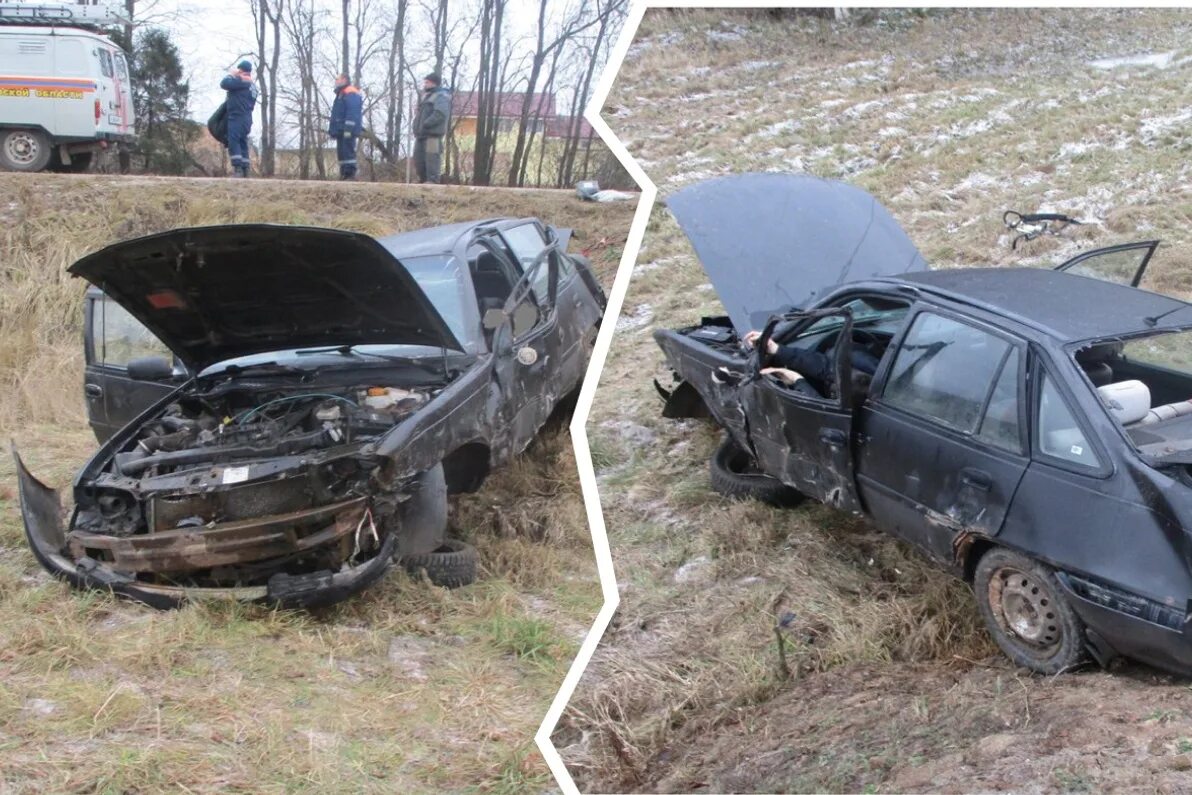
(401, 538), (478, 588)
(973, 548), (1088, 674)
(709, 436), (805, 507)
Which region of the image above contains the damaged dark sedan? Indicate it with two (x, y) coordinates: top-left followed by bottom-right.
(15, 218), (604, 608)
(655, 172), (1192, 676)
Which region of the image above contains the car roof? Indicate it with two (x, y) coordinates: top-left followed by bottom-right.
(378, 217), (536, 259)
(886, 267), (1192, 342)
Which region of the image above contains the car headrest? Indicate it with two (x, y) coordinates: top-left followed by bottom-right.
(1097, 380), (1151, 425)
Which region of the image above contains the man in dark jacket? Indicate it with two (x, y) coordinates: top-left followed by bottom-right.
(219, 60), (258, 178)
(412, 73), (451, 183)
(328, 74), (364, 180)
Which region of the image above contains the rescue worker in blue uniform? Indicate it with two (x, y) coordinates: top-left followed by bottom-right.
(219, 60), (258, 177)
(328, 74), (364, 180)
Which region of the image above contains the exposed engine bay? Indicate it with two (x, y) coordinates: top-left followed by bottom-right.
(69, 382), (437, 590)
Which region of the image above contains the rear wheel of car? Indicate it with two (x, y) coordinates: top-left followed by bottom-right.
(709, 436), (805, 507)
(0, 129), (53, 172)
(973, 548), (1088, 674)
(401, 538), (478, 588)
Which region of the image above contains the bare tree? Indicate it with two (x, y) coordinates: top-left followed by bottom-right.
(506, 0), (619, 186)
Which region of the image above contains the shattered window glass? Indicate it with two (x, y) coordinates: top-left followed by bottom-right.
(883, 312), (1008, 434)
(1038, 371), (1100, 468)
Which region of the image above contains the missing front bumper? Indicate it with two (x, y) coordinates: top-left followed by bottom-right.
(13, 448), (397, 609)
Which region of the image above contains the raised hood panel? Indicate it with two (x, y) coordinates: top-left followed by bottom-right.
(666, 173), (928, 332)
(71, 225), (462, 370)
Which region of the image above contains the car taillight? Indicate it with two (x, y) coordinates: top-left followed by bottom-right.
(94, 100), (101, 122)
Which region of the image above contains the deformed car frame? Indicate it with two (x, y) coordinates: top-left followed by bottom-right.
(655, 172), (1192, 676)
(15, 217), (605, 608)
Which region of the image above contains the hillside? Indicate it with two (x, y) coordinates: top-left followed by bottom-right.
(557, 9), (1192, 792)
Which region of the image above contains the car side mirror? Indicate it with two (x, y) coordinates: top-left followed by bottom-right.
(482, 307), (505, 332)
(126, 356), (173, 381)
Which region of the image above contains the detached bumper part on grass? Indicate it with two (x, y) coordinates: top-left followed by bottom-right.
(14, 448), (399, 609)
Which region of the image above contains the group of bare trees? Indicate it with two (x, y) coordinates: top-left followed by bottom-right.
(228, 0), (629, 187)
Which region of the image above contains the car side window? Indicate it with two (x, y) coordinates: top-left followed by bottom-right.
(1037, 370), (1101, 468)
(93, 295), (171, 369)
(882, 312), (1009, 434)
(975, 347), (1022, 452)
(502, 223), (555, 307)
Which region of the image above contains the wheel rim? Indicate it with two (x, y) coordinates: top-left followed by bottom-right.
(4, 132), (41, 166)
(988, 566), (1061, 652)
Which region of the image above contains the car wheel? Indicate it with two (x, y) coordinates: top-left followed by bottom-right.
(709, 435), (805, 507)
(401, 538), (478, 588)
(973, 548), (1088, 674)
(0, 129), (53, 172)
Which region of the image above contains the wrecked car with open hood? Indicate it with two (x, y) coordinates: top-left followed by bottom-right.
(14, 219), (604, 608)
(655, 172), (1192, 676)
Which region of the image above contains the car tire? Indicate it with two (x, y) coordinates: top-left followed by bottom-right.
(973, 547), (1088, 674)
(401, 538), (478, 588)
(0, 129), (53, 172)
(709, 435), (805, 507)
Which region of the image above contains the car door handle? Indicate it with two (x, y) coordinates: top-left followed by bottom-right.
(85, 383), (103, 399)
(960, 468), (992, 492)
(819, 428), (847, 447)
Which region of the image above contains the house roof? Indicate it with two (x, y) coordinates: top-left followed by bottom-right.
(544, 115), (595, 139)
(452, 91), (555, 119)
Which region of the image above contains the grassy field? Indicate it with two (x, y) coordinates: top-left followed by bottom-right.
(557, 9), (1192, 792)
(0, 173), (634, 793)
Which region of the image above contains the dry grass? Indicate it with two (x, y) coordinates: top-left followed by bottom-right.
(561, 8), (1192, 792)
(0, 173), (635, 793)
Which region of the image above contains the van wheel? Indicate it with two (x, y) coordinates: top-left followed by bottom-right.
(0, 129), (53, 172)
(973, 548), (1088, 674)
(401, 539), (478, 588)
(709, 436), (805, 507)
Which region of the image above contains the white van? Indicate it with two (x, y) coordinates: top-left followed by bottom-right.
(0, 4), (136, 172)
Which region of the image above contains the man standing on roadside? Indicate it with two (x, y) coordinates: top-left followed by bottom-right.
(219, 60), (258, 177)
(412, 73), (451, 184)
(328, 74), (364, 180)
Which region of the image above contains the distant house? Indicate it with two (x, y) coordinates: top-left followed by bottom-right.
(452, 91), (556, 137)
(544, 115), (596, 141)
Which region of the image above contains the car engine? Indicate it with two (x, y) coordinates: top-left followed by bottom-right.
(68, 384), (438, 588)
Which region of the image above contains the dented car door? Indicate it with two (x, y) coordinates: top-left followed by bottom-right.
(487, 244), (562, 457)
(856, 308), (1030, 564)
(741, 308), (862, 511)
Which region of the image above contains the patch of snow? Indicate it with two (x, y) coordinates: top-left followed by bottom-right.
(1140, 108), (1192, 144)
(878, 126), (907, 138)
(1089, 51), (1176, 70)
(616, 303), (654, 332)
(674, 556), (711, 584)
(740, 60), (779, 72)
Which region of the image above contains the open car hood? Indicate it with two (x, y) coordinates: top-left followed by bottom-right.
(666, 173), (928, 332)
(71, 225), (463, 370)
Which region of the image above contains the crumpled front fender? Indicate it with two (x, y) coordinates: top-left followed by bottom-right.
(12, 445), (398, 610)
